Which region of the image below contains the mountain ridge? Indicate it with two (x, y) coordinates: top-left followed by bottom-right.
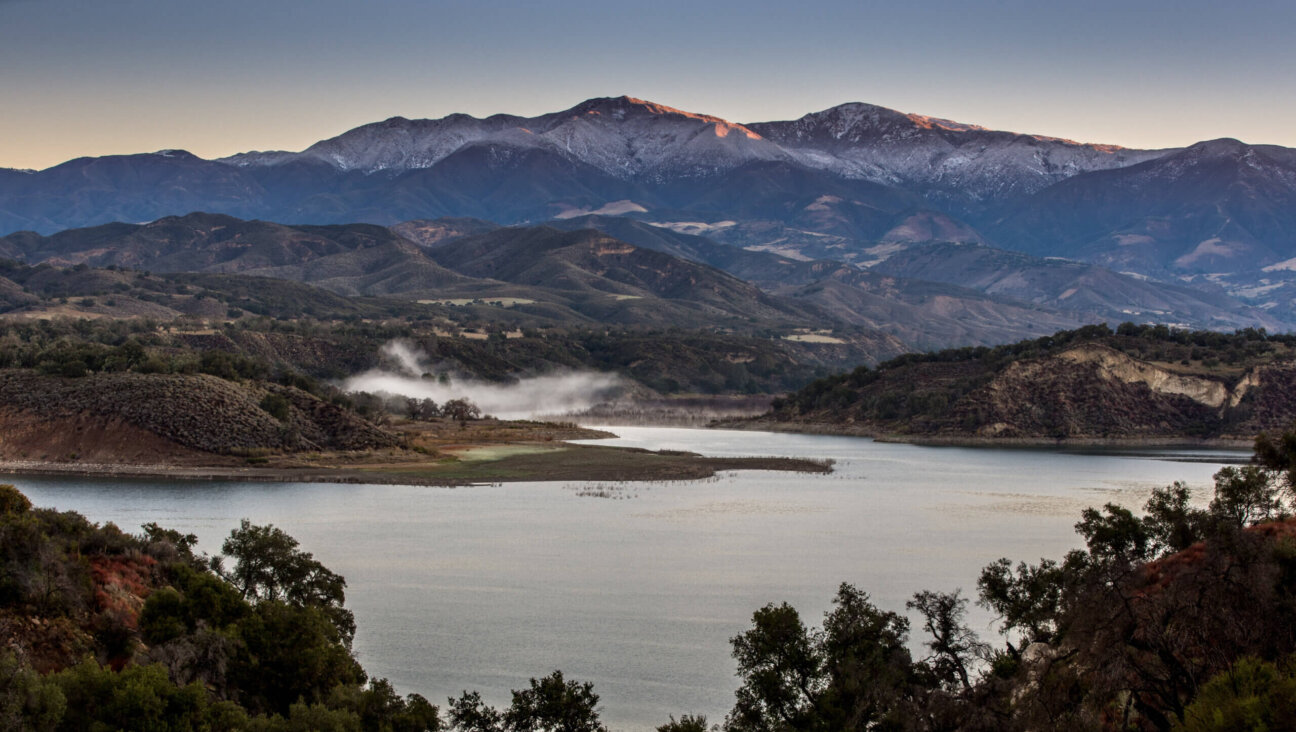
(4, 96), (1296, 335)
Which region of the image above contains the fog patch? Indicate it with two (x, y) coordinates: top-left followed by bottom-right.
(343, 341), (624, 420)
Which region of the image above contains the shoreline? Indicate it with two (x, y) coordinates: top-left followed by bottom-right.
(0, 444), (834, 486)
(717, 419), (1255, 451)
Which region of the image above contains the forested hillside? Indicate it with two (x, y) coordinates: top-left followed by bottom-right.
(765, 323), (1296, 441)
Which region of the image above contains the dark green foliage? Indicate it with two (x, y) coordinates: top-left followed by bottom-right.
(0, 653), (65, 732)
(1144, 482), (1206, 555)
(657, 714), (709, 732)
(447, 671), (606, 732)
(0, 483), (31, 515)
(0, 488), (437, 731)
(505, 671), (606, 732)
(50, 660), (214, 732)
(448, 690), (504, 732)
(1177, 656), (1296, 732)
(726, 583), (912, 732)
(260, 393), (292, 422)
(233, 601), (366, 716)
(710, 429), (1296, 731)
(218, 519), (354, 642)
(976, 558), (1065, 646)
(1074, 503), (1153, 564)
(1209, 465), (1287, 527)
(139, 587), (188, 645)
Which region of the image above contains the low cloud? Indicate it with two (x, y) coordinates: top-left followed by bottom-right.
(342, 340), (623, 420)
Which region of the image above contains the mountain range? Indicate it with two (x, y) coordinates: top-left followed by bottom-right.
(3, 95), (1295, 344)
(0, 211), (1279, 355)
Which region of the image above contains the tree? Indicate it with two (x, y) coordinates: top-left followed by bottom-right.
(977, 558), (1065, 648)
(217, 519), (354, 642)
(1178, 656), (1296, 732)
(727, 602), (820, 731)
(505, 671), (606, 732)
(906, 590), (987, 693)
(657, 714), (709, 732)
(1208, 465), (1285, 528)
(232, 601), (365, 716)
(0, 484), (31, 515)
(1143, 482), (1204, 556)
(448, 690), (503, 732)
(443, 398), (482, 423)
(1074, 503), (1153, 565)
(446, 672), (605, 732)
(726, 584), (912, 732)
(816, 584), (912, 730)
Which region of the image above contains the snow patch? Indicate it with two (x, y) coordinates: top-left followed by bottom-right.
(553, 200), (649, 219)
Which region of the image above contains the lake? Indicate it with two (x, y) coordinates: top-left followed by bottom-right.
(9, 427), (1246, 730)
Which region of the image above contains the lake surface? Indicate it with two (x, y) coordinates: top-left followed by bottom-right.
(10, 427), (1246, 730)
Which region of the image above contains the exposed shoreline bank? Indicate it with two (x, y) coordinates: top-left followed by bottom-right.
(0, 444), (834, 486)
(718, 419), (1255, 452)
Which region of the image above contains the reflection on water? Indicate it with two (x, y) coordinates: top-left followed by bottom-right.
(10, 427), (1245, 731)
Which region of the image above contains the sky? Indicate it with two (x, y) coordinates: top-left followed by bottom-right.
(2, 0), (1294, 169)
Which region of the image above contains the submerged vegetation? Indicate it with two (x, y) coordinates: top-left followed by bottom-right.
(6, 426), (1296, 730)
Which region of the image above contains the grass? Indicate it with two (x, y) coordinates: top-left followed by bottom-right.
(352, 444), (832, 483)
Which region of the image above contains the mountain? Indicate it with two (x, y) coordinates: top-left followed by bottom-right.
(5, 96), (1296, 344)
(225, 97), (795, 180)
(543, 216), (1281, 341)
(989, 139), (1296, 278)
(418, 225), (824, 325)
(223, 97), (1164, 214)
(868, 241), (1282, 331)
(748, 102), (1167, 215)
(0, 151), (266, 234)
(0, 212), (472, 295)
(0, 96), (1174, 244)
(0, 213), (838, 330)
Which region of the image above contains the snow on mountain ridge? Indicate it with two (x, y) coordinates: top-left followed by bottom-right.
(218, 97), (1170, 201)
(749, 103), (1171, 207)
(224, 96), (786, 179)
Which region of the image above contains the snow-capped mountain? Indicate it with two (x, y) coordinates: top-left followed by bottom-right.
(225, 97), (794, 180)
(222, 96), (1162, 206)
(6, 94), (1296, 308)
(749, 103), (1169, 210)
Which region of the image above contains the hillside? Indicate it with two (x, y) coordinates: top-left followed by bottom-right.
(762, 324), (1296, 441)
(544, 216), (1282, 343)
(0, 214), (861, 333)
(0, 370), (400, 461)
(988, 139), (1296, 278)
(420, 225), (822, 324)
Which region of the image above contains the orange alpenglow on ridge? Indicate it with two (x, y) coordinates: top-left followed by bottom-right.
(582, 96), (764, 139)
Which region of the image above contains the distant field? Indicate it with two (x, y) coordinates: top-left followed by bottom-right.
(783, 332), (846, 344)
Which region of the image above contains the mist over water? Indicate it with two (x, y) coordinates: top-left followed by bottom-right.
(342, 340), (623, 420)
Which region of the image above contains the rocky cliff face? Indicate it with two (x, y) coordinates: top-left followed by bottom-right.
(955, 346), (1296, 440)
(768, 329), (1296, 441)
(962, 346), (1228, 439)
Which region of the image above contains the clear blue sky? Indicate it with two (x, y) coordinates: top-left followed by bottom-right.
(2, 0), (1294, 169)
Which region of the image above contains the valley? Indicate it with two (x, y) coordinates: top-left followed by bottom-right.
(10, 0), (1296, 727)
